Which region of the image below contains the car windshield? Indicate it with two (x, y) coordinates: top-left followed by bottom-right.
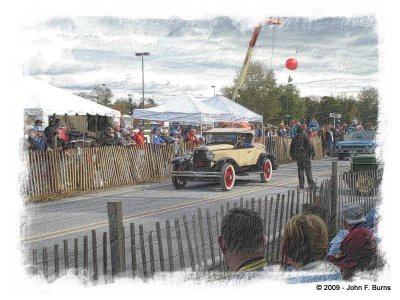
(349, 131), (375, 141)
(205, 133), (237, 144)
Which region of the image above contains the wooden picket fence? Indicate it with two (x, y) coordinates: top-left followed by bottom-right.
(21, 137), (324, 201)
(26, 162), (382, 282)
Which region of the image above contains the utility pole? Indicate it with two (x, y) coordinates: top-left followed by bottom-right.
(211, 85), (216, 97)
(135, 52), (150, 125)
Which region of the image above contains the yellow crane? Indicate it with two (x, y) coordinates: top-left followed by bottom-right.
(232, 17), (283, 102)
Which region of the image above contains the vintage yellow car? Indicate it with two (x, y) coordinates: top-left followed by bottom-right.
(171, 128), (278, 191)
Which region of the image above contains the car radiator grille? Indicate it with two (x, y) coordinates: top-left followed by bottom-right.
(194, 150), (211, 171)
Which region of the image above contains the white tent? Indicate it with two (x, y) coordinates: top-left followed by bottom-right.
(133, 92), (232, 123)
(201, 95), (263, 122)
(23, 77), (121, 119)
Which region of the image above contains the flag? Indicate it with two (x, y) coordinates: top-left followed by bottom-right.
(288, 75), (293, 83)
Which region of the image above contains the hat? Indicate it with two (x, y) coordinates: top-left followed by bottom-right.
(342, 203), (366, 225)
(171, 129), (178, 136)
(139, 126), (145, 131)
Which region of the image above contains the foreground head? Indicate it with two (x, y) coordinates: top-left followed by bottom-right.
(281, 214), (328, 269)
(218, 208), (266, 271)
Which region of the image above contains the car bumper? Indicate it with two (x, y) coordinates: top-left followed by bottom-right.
(336, 149), (375, 155)
(171, 171), (221, 178)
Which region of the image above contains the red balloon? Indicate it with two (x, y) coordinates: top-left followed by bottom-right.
(286, 58), (298, 70)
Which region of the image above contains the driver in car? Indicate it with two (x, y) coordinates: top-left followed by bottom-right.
(237, 134), (253, 148)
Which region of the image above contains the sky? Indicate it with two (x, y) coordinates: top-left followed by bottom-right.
(21, 15), (379, 103)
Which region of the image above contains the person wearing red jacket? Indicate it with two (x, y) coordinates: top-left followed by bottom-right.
(186, 128), (199, 151)
(133, 127), (146, 147)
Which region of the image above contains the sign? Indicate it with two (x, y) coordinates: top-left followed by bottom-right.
(329, 112), (342, 118)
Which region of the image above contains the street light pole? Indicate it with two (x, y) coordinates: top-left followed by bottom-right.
(128, 94), (132, 115)
(211, 85), (215, 97)
(135, 52), (150, 126)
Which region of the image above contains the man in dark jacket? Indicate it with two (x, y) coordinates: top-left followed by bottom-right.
(290, 127), (315, 189)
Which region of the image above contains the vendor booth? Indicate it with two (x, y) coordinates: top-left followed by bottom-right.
(133, 92), (233, 133)
(23, 77), (121, 143)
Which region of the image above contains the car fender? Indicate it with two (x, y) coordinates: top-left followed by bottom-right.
(171, 157), (185, 165)
(211, 157), (240, 172)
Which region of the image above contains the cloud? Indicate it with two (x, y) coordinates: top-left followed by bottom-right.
(24, 15), (379, 99)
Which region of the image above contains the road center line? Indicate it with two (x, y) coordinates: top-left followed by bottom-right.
(21, 170), (332, 245)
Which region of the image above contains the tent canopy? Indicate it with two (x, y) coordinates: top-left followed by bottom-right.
(23, 77), (121, 117)
(133, 92), (232, 123)
(201, 95), (263, 122)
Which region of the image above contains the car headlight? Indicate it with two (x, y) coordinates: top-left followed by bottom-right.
(206, 150), (215, 160)
(183, 151), (193, 161)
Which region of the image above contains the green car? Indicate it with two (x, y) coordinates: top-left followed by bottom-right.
(343, 153), (382, 195)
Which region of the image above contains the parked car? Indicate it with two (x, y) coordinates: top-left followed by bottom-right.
(343, 153), (382, 195)
(335, 131), (377, 160)
(170, 128), (278, 191)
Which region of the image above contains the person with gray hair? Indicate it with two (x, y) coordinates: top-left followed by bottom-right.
(218, 208), (267, 272)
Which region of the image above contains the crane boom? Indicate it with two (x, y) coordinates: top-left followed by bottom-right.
(232, 18), (283, 102)
(232, 25), (262, 102)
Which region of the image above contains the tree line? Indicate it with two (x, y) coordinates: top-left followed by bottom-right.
(221, 61), (379, 128)
(75, 86), (157, 115)
(75, 61), (379, 128)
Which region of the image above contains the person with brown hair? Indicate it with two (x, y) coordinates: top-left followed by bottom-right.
(218, 208), (267, 272)
(281, 214), (341, 283)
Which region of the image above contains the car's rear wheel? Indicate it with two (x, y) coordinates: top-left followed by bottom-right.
(260, 158), (273, 183)
(338, 153), (345, 161)
(172, 164), (187, 190)
(220, 163), (235, 191)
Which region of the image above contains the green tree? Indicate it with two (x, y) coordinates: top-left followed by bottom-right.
(276, 83), (304, 124)
(112, 98), (132, 115)
(75, 85), (114, 107)
(221, 61), (281, 124)
(356, 88), (379, 128)
(92, 85), (114, 106)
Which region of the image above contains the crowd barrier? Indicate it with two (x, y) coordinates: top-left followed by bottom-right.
(24, 162), (381, 282)
(21, 137), (324, 201)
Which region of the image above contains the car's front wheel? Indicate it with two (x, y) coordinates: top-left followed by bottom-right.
(220, 163), (235, 191)
(260, 158), (273, 183)
(172, 164), (187, 190)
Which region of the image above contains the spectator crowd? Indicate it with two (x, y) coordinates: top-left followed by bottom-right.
(218, 203), (380, 283)
(265, 118), (371, 157)
(25, 117), (371, 158)
(24, 120), (205, 156)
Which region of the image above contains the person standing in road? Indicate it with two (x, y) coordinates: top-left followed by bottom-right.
(289, 126), (315, 189)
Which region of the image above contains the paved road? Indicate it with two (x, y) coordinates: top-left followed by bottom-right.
(21, 157), (349, 256)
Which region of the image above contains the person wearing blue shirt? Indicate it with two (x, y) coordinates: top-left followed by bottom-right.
(151, 127), (166, 146)
(30, 127), (48, 150)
